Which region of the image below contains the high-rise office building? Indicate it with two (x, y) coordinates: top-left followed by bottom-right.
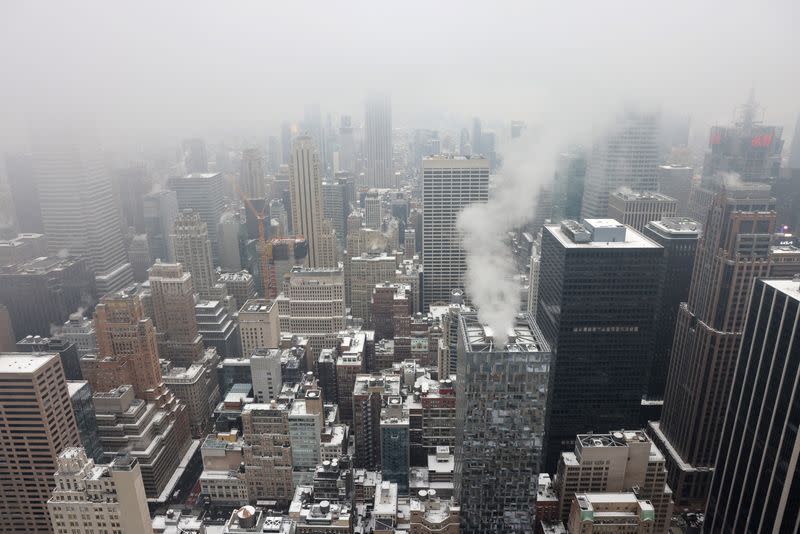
(454, 313), (551, 533)
(607, 190), (678, 232)
(167, 172), (225, 263)
(0, 303), (14, 352)
(581, 110), (661, 218)
(112, 163), (151, 234)
(658, 164), (693, 216)
(348, 253), (396, 323)
(161, 347), (221, 437)
(195, 297), (240, 357)
(422, 155), (489, 310)
(471, 118), (482, 156)
(47, 448), (152, 534)
(364, 93), (393, 188)
(365, 193), (382, 229)
(218, 210), (246, 271)
(553, 430), (673, 532)
(322, 178), (350, 245)
(172, 209), (217, 297)
(240, 147), (266, 199)
(0, 352), (81, 533)
(250, 349), (283, 403)
(0, 255), (94, 337)
(143, 189), (179, 263)
(551, 149), (588, 222)
(689, 94), (783, 227)
(381, 396), (410, 493)
(238, 298), (280, 356)
(649, 180), (778, 509)
(219, 270), (256, 309)
(59, 313), (97, 357)
(642, 218), (699, 400)
(148, 262), (205, 366)
(276, 267), (346, 357)
(5, 153), (43, 234)
(537, 219), (663, 471)
(67, 380), (104, 462)
(290, 136), (337, 268)
(182, 138), (209, 173)
(338, 116), (356, 174)
(773, 114), (800, 232)
(32, 137), (133, 295)
(16, 335), (82, 381)
(705, 278), (800, 532)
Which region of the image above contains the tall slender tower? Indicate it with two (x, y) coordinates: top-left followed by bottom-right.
(240, 147), (266, 199)
(421, 155), (489, 310)
(148, 262), (204, 366)
(705, 278), (800, 532)
(580, 109), (661, 218)
(364, 93), (393, 188)
(454, 313), (551, 533)
(648, 178), (777, 509)
(171, 209), (216, 297)
(0, 352), (81, 533)
(32, 136), (133, 295)
(290, 136), (336, 268)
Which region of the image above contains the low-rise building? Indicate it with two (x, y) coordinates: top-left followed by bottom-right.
(567, 493), (655, 533)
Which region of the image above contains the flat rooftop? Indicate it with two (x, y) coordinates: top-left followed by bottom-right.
(0, 352), (55, 374)
(764, 278), (800, 301)
(546, 221), (661, 249)
(647, 217), (701, 235)
(611, 190), (676, 202)
(460, 313), (550, 353)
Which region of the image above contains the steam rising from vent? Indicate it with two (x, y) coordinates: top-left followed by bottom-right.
(457, 135), (558, 348)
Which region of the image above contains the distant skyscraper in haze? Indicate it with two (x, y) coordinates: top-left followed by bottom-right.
(705, 278), (800, 532)
(290, 135), (336, 268)
(364, 93), (393, 188)
(581, 109), (661, 218)
(773, 114), (800, 232)
(32, 136), (133, 296)
(171, 209), (217, 297)
(182, 137), (208, 173)
(537, 219), (663, 471)
(690, 93), (784, 227)
(167, 171), (225, 263)
(143, 189), (178, 262)
(649, 180), (777, 509)
(267, 136), (280, 173)
(551, 148), (587, 221)
(4, 153), (43, 234)
(338, 115), (356, 173)
(471, 118), (482, 155)
(0, 352), (80, 533)
(422, 155), (489, 310)
(0, 163), (18, 239)
(240, 147), (266, 198)
(281, 122), (293, 166)
(658, 164), (693, 216)
(455, 313), (551, 533)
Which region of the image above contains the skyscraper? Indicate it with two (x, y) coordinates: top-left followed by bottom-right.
(240, 147), (266, 199)
(642, 218), (699, 401)
(580, 109), (661, 218)
(607, 190), (678, 232)
(0, 352), (81, 533)
(705, 278), (800, 532)
(658, 164), (693, 216)
(32, 136), (133, 295)
(290, 135), (336, 268)
(80, 287), (164, 400)
(167, 171), (225, 263)
(182, 137), (209, 173)
(551, 148), (587, 222)
(422, 155), (489, 310)
(338, 115), (356, 174)
(171, 209), (217, 297)
(649, 179), (777, 509)
(5, 153), (43, 234)
(454, 313), (551, 533)
(537, 219), (663, 470)
(364, 93), (393, 188)
(143, 189), (179, 263)
(48, 448), (153, 534)
(773, 114), (800, 232)
(148, 261), (205, 366)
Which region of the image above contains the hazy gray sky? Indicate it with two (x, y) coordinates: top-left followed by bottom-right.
(1, 0), (798, 149)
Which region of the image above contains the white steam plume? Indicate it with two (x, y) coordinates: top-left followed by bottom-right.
(457, 134), (559, 348)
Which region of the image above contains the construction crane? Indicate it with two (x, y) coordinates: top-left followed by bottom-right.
(229, 178), (271, 298)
